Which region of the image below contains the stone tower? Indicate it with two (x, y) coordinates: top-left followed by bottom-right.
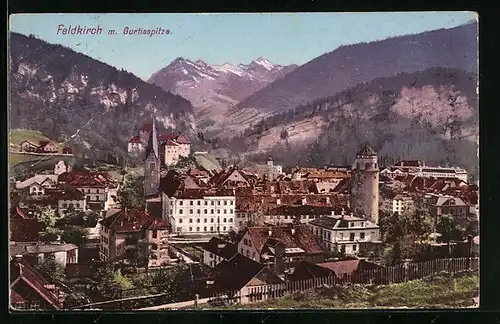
(350, 143), (379, 225)
(144, 118), (160, 197)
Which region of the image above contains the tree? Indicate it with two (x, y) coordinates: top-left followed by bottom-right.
(36, 258), (66, 283)
(88, 263), (122, 301)
(116, 174), (146, 209)
(39, 227), (62, 242)
(61, 226), (89, 247)
(436, 214), (465, 257)
(39, 206), (62, 230)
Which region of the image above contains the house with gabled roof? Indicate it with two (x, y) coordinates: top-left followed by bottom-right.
(308, 211), (382, 256)
(99, 208), (171, 265)
(202, 237), (238, 268)
(237, 224), (325, 269)
(10, 255), (63, 310)
(19, 140), (39, 152)
(10, 206), (41, 242)
(209, 253), (283, 299)
(37, 140), (58, 153)
(287, 258), (381, 281)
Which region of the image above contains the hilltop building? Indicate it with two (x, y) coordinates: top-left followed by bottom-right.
(350, 143), (380, 225)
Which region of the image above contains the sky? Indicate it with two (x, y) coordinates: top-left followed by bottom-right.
(10, 12), (476, 80)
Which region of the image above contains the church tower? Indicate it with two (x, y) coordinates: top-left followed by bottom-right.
(350, 143), (380, 225)
(144, 118), (160, 197)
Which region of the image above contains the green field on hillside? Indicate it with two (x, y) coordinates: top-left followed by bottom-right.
(9, 129), (55, 148)
(192, 271), (478, 310)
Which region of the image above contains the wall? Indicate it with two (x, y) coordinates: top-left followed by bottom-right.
(58, 199), (86, 216)
(237, 232), (260, 262)
(165, 196), (236, 235)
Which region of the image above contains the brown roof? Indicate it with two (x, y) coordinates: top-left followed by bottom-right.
(175, 134), (191, 144)
(10, 257), (61, 309)
(99, 208), (152, 233)
(202, 237), (237, 260)
(317, 259), (381, 276)
(245, 225), (323, 255)
(129, 136), (142, 143)
(288, 261), (334, 281)
(211, 254), (281, 291)
(147, 218), (172, 230)
(58, 188), (85, 201)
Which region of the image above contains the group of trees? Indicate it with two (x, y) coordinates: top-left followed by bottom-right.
(116, 173), (145, 210)
(379, 209), (478, 265)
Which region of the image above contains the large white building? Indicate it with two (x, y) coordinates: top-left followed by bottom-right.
(308, 211), (382, 256)
(162, 194), (236, 235)
(381, 160), (468, 182)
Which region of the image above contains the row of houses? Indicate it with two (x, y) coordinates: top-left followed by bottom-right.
(13, 169), (120, 217)
(18, 140), (72, 154)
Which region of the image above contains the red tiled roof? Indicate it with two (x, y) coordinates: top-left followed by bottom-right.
(58, 188), (85, 201)
(10, 258), (61, 309)
(175, 134), (190, 144)
(129, 136), (142, 144)
(147, 218), (171, 230)
(166, 140), (178, 146)
(100, 208), (153, 233)
(317, 259), (381, 276)
(245, 225), (323, 255)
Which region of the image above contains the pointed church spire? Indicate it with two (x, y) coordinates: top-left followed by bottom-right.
(145, 117), (159, 161)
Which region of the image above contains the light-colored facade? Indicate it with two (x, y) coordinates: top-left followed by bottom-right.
(127, 141), (144, 153)
(162, 194), (236, 235)
(382, 194), (415, 215)
(266, 158), (283, 181)
(147, 227), (170, 268)
(164, 142), (181, 166)
(57, 198), (86, 216)
(308, 213), (382, 256)
(350, 144), (380, 225)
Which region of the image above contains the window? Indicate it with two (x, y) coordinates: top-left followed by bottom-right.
(211, 201), (214, 205)
(230, 201), (234, 205)
(252, 252), (256, 259)
(196, 227), (200, 231)
(210, 226), (214, 231)
(204, 218), (207, 223)
(217, 201), (221, 205)
(224, 201), (227, 205)
(223, 226), (226, 231)
(211, 209), (214, 214)
(189, 227), (192, 231)
(197, 201), (201, 205)
(197, 209), (200, 214)
(63, 203), (68, 208)
(204, 226), (207, 232)
(210, 218), (214, 223)
(87, 195), (91, 201)
(240, 248), (244, 254)
(248, 240), (252, 247)
(244, 238), (248, 245)
(197, 219), (200, 223)
(189, 209), (193, 214)
(179, 219), (183, 223)
(153, 230), (158, 238)
(179, 210), (183, 214)
(76, 203), (80, 208)
(228, 218), (233, 223)
(30, 301), (40, 309)
(15, 302), (25, 309)
(204, 201), (208, 205)
(96, 189), (100, 194)
(177, 227), (182, 232)
(246, 250), (249, 257)
(360, 232), (365, 239)
(223, 218), (227, 223)
(95, 196), (99, 201)
(350, 233), (355, 241)
(209, 253), (213, 258)
(217, 209), (220, 214)
(352, 244), (357, 251)
(179, 201), (183, 206)
(230, 209), (233, 214)
(204, 209), (208, 214)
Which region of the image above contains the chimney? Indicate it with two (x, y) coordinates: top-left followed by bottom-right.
(301, 197), (307, 205)
(268, 227), (272, 237)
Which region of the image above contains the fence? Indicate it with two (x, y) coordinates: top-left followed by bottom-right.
(202, 257), (479, 308)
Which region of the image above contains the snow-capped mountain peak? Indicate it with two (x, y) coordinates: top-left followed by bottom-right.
(251, 57), (275, 70)
(211, 63), (245, 76)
